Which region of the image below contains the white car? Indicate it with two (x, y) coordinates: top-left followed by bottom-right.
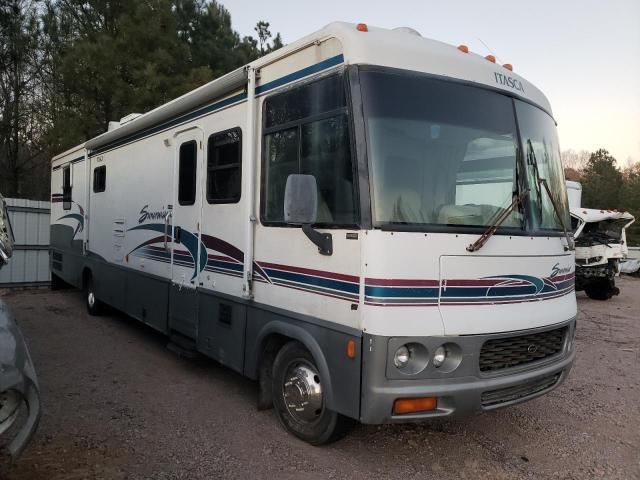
(1, 194), (41, 466)
(571, 208), (635, 300)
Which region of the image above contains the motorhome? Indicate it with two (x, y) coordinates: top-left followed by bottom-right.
(50, 22), (577, 444)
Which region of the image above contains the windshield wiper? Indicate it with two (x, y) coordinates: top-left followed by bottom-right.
(526, 139), (575, 251)
(467, 189), (529, 252)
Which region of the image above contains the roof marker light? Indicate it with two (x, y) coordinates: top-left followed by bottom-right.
(356, 23), (368, 32)
(485, 54), (496, 63)
(503, 63), (513, 71)
(457, 44), (469, 53)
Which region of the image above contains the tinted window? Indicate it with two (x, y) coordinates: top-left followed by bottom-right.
(207, 128), (241, 203)
(93, 165), (106, 193)
(62, 166), (72, 210)
(178, 141), (197, 205)
(360, 70), (521, 228)
(515, 100), (570, 231)
(265, 74), (346, 129)
(261, 73), (357, 226)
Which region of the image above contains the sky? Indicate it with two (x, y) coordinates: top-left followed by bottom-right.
(220, 0), (640, 166)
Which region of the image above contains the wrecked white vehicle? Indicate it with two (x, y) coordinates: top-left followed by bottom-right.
(571, 208), (635, 300)
(0, 194), (41, 465)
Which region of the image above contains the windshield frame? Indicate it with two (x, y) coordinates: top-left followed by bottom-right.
(353, 65), (567, 237)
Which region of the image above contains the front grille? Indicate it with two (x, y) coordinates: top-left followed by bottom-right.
(481, 373), (561, 407)
(479, 327), (567, 373)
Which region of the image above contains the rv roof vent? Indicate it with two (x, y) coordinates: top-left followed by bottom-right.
(119, 113), (142, 125)
(393, 27), (422, 37)
(107, 121), (120, 131)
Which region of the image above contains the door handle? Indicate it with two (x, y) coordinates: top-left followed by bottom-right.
(164, 211), (173, 251)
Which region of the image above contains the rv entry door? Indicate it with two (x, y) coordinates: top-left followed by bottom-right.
(169, 130), (204, 340)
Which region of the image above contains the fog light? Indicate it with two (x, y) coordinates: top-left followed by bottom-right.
(394, 345), (410, 368)
(433, 346), (447, 367)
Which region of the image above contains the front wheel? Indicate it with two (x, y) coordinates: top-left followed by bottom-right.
(271, 341), (354, 445)
(584, 278), (618, 300)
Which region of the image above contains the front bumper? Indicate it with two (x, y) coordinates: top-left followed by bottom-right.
(1, 370), (41, 462)
(360, 319), (576, 424)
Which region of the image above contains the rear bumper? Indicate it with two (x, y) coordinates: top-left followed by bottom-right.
(359, 319), (576, 424)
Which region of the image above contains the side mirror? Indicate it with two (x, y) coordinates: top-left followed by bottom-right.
(283, 174), (332, 256)
(284, 174), (318, 225)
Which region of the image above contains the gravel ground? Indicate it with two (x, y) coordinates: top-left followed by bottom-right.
(2, 277), (639, 480)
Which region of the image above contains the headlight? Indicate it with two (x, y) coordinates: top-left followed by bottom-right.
(393, 343), (429, 374)
(394, 345), (410, 368)
(433, 346), (447, 367)
(432, 343), (463, 373)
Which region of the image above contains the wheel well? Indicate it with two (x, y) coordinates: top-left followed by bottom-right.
(81, 267), (92, 290)
(256, 333), (291, 411)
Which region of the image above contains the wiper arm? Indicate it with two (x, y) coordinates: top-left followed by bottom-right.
(526, 140), (575, 251)
(467, 189), (529, 252)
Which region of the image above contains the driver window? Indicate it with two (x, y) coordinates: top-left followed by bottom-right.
(261, 72), (357, 227)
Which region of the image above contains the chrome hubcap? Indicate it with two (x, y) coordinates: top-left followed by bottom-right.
(283, 362), (323, 423)
(87, 291), (95, 308)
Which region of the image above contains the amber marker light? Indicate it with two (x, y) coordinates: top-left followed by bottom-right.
(346, 340), (356, 359)
(393, 397), (437, 415)
(457, 44), (469, 53)
(503, 63), (513, 71)
(356, 23), (368, 32)
(485, 54), (496, 63)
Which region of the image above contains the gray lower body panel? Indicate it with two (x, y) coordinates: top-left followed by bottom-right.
(48, 248), (362, 419)
(360, 319), (577, 424)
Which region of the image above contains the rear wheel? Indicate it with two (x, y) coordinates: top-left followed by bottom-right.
(85, 275), (104, 315)
(271, 341), (354, 445)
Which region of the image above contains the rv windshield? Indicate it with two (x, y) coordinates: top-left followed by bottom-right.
(359, 68), (568, 232)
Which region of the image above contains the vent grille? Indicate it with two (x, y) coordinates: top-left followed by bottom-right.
(479, 327), (566, 373)
(482, 373), (561, 407)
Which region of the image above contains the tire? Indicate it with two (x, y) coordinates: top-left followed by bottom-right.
(584, 278), (615, 300)
(85, 275), (104, 315)
(271, 341), (354, 445)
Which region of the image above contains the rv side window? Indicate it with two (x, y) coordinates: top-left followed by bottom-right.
(178, 141), (197, 205)
(207, 128), (242, 203)
(62, 166), (72, 210)
(93, 165), (106, 193)
(261, 73), (357, 226)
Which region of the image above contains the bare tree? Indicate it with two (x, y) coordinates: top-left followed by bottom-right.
(561, 149), (591, 171)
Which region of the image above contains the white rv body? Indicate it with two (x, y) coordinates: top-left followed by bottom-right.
(50, 22), (576, 437)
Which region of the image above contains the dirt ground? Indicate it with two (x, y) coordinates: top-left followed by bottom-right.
(2, 277), (639, 480)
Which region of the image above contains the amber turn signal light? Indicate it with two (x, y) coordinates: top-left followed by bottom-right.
(346, 339), (356, 359)
(393, 397), (437, 414)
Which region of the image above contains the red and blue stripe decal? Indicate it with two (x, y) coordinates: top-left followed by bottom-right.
(127, 226), (575, 306)
(364, 273), (575, 306)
